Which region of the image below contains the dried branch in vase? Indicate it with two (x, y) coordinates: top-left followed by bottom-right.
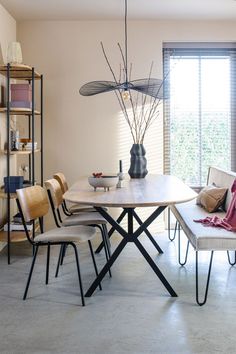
(100, 43), (165, 144)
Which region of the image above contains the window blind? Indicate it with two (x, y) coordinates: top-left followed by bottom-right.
(163, 45), (236, 187)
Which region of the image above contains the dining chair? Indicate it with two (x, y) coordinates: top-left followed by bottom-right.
(16, 185), (100, 306)
(44, 179), (111, 277)
(53, 172), (96, 214)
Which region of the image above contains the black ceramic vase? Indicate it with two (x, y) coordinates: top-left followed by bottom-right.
(128, 144), (148, 178)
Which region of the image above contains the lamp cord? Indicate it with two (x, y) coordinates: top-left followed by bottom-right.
(125, 0), (128, 86)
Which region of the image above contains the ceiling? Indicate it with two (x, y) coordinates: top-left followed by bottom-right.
(1, 0), (236, 21)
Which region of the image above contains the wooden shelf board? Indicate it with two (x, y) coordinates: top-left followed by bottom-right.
(0, 230), (27, 242)
(0, 107), (40, 115)
(0, 64), (41, 79)
(0, 190), (17, 199)
(0, 224), (39, 243)
(2, 149), (41, 155)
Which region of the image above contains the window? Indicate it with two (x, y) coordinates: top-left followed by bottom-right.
(163, 45), (236, 187)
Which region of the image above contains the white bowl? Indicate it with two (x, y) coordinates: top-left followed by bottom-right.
(88, 175), (119, 191)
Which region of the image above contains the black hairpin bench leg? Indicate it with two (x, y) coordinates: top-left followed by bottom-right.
(178, 223), (189, 266)
(168, 208), (178, 242)
(196, 250), (214, 306)
(227, 250), (236, 266)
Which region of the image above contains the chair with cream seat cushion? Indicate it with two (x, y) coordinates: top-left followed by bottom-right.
(16, 185), (99, 306)
(44, 179), (111, 277)
(53, 172), (96, 214)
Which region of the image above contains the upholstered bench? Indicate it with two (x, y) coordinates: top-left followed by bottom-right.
(170, 166), (236, 305)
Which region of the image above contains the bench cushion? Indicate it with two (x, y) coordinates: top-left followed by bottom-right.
(207, 167), (236, 211)
(171, 200), (236, 251)
(196, 185), (227, 212)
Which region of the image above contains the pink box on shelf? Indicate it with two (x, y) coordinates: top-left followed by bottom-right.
(11, 84), (32, 102)
(10, 101), (32, 108)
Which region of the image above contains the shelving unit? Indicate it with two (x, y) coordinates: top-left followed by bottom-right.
(2, 149), (41, 155)
(0, 64), (43, 263)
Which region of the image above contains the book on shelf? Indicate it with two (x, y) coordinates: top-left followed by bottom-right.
(4, 220), (33, 231)
(19, 142), (37, 150)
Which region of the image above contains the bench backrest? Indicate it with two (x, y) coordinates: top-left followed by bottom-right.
(207, 166), (236, 211)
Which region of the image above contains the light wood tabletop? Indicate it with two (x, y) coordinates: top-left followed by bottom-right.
(63, 174), (197, 208)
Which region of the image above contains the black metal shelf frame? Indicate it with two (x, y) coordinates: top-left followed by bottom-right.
(5, 64), (44, 264)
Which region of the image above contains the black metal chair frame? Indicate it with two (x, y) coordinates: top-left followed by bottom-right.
(46, 189), (112, 278)
(63, 200), (72, 215)
(16, 199), (100, 306)
(60, 197), (111, 252)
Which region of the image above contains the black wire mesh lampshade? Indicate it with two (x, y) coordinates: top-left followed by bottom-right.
(79, 0), (165, 100)
(79, 78), (164, 99)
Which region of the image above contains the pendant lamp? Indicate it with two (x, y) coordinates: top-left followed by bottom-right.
(79, 0), (164, 100)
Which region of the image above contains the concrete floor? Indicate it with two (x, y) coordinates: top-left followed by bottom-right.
(1, 230), (236, 354)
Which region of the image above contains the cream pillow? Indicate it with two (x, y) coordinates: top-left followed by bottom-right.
(196, 185), (228, 213)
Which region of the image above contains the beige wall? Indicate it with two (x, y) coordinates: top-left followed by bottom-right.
(17, 19), (236, 231)
(0, 4), (16, 232)
(17, 21), (165, 187)
(0, 13), (235, 232)
(0, 4), (16, 63)
(18, 20), (166, 229)
(17, 20), (236, 185)
(0, 6), (235, 244)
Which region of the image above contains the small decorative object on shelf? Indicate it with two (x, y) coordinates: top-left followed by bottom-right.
(10, 129), (19, 151)
(0, 85), (4, 107)
(7, 42), (23, 64)
(19, 164), (28, 180)
(19, 138), (37, 151)
(15, 130), (19, 150)
(4, 220), (33, 232)
(88, 173), (119, 191)
(13, 212), (22, 223)
(10, 130), (15, 150)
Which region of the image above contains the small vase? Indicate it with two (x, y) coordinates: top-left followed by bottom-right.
(7, 42), (23, 64)
(128, 144), (148, 178)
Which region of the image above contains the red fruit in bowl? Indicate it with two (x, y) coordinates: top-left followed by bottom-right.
(92, 172), (103, 178)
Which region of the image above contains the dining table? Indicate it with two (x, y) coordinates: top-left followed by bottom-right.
(63, 174), (197, 298)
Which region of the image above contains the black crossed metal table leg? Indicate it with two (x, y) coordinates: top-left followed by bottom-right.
(95, 208), (163, 254)
(132, 210), (163, 254)
(95, 209), (127, 253)
(85, 206), (177, 298)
